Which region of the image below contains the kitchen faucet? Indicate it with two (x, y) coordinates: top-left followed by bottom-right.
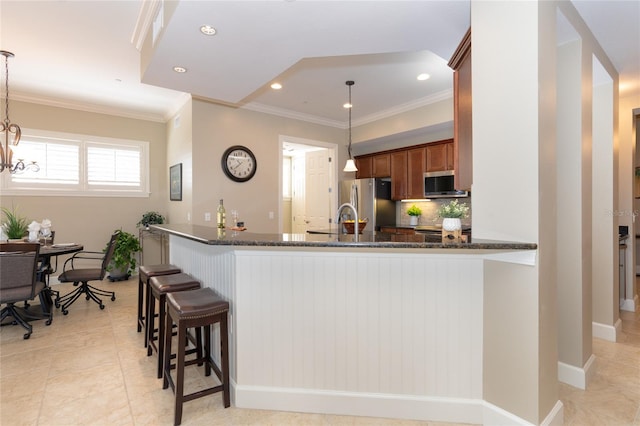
(336, 202), (359, 242)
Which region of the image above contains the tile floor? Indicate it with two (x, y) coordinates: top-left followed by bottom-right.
(1, 276), (639, 425)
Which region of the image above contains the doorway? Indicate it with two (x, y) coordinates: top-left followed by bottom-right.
(280, 135), (338, 234)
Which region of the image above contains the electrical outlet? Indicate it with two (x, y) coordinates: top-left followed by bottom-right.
(269, 211), (274, 219)
(187, 212), (191, 221)
(204, 212), (211, 221)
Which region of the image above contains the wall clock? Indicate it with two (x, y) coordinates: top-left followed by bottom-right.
(221, 145), (257, 182)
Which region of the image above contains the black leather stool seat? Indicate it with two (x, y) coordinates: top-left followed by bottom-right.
(168, 287), (229, 318)
(151, 273), (201, 295)
(163, 287), (230, 425)
(147, 273), (201, 379)
(137, 263), (181, 339)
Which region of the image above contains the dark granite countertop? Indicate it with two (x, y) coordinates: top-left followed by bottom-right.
(150, 224), (537, 250)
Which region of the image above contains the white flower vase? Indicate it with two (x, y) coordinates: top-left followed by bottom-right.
(409, 215), (419, 226)
(442, 218), (462, 242)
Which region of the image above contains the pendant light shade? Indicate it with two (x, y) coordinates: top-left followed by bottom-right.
(343, 158), (357, 172)
(343, 80), (357, 172)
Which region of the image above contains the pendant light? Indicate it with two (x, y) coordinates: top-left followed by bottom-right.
(343, 80), (358, 172)
(0, 50), (38, 174)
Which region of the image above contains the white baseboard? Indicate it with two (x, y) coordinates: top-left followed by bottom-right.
(620, 295), (638, 312)
(592, 319), (622, 342)
(557, 354), (596, 389)
(235, 385), (558, 425)
(540, 400), (564, 426)
(235, 385), (483, 424)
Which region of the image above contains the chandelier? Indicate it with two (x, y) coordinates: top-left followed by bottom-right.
(343, 80), (358, 172)
(0, 50), (38, 173)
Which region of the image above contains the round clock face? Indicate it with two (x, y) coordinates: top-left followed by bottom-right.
(221, 145), (257, 182)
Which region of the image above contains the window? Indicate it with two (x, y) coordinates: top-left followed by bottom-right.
(1, 129), (149, 197)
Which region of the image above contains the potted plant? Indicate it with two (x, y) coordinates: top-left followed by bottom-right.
(1, 206), (29, 241)
(406, 204), (422, 226)
(107, 229), (142, 281)
(136, 211), (166, 229)
(437, 200), (470, 240)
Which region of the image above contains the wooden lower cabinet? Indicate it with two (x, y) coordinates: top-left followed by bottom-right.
(380, 226), (416, 235)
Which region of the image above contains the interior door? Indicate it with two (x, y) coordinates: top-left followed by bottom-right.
(305, 149), (330, 231)
(291, 155), (307, 233)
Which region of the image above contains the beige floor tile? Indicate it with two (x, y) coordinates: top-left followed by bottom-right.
(0, 391), (42, 426)
(2, 275), (639, 425)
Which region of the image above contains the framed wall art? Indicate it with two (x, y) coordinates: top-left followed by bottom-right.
(170, 163), (182, 201)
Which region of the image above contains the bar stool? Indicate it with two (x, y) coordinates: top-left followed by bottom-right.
(138, 264), (182, 343)
(147, 273), (201, 379)
(163, 287), (230, 426)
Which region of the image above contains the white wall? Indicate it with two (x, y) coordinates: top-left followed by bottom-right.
(187, 100), (344, 233)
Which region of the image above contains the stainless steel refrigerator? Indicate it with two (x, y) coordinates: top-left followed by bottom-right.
(339, 178), (396, 231)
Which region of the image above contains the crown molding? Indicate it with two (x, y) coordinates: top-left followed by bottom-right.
(11, 88), (451, 128)
(13, 92), (170, 123)
(242, 102), (345, 128)
(353, 89), (453, 127)
(131, 0), (162, 51)
(245, 89), (453, 129)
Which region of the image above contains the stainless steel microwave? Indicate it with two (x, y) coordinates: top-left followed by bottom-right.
(424, 171), (468, 198)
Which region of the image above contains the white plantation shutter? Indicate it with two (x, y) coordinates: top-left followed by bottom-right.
(2, 130), (149, 197)
(12, 138), (80, 185)
(87, 144), (141, 187)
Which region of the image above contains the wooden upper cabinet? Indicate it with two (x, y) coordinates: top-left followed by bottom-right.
(449, 28), (472, 191)
(390, 151), (407, 200)
(407, 147), (426, 199)
(355, 137), (454, 199)
(426, 142), (453, 172)
(372, 154), (391, 177)
(355, 156), (372, 179)
(446, 142), (454, 170)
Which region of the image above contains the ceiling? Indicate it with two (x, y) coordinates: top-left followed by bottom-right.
(0, 1), (638, 127)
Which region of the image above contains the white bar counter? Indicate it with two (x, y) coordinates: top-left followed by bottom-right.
(151, 224), (560, 425)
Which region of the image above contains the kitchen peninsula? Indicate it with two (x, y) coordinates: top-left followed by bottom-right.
(151, 224), (542, 425)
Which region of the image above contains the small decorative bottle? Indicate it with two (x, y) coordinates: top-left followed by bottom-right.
(216, 199), (226, 229)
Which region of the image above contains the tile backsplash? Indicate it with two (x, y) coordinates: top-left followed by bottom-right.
(397, 198), (472, 227)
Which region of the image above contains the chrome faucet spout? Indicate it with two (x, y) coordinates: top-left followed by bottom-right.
(336, 202), (359, 242)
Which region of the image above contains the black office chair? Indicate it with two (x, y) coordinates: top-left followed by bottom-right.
(0, 243), (53, 339)
(56, 233), (117, 315)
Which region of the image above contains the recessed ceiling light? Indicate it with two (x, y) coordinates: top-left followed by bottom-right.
(417, 73), (430, 81)
(200, 25), (217, 36)
(343, 102), (352, 109)
(173, 66), (187, 73)
(271, 82), (282, 90)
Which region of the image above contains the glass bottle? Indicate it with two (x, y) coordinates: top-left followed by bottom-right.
(216, 199), (226, 229)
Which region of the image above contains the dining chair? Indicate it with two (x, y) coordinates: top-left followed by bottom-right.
(35, 230), (58, 299)
(56, 232), (118, 314)
(0, 243), (53, 339)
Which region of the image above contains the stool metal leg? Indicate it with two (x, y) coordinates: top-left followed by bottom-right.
(162, 310), (174, 391)
(156, 293), (166, 378)
(146, 289), (156, 355)
(175, 321), (188, 425)
(137, 275), (145, 332)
